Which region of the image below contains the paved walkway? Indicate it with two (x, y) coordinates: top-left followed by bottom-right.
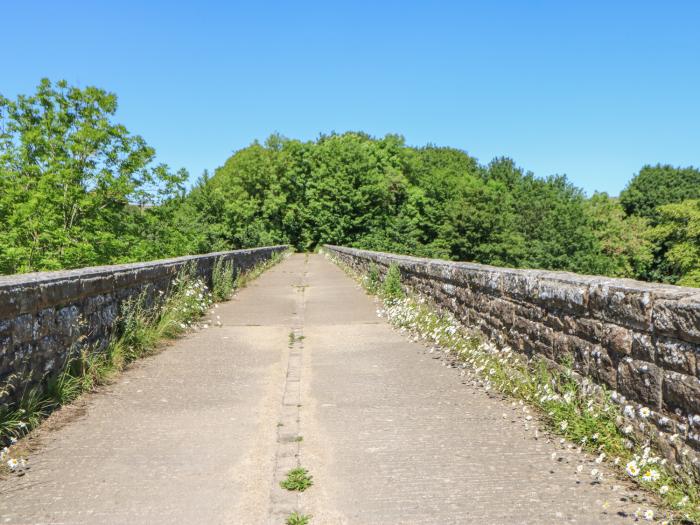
(0, 254), (652, 524)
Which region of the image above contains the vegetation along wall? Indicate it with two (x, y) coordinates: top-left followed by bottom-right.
(0, 246), (288, 407)
(325, 245), (700, 470)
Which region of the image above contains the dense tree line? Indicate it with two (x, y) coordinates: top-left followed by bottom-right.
(1, 80), (698, 287)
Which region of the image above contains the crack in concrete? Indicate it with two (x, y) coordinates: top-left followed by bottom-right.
(268, 256), (309, 524)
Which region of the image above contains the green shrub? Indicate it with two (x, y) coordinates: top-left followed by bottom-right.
(365, 262), (381, 293)
(381, 264), (404, 300)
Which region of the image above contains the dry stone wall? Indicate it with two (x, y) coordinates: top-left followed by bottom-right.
(325, 245), (700, 468)
(0, 246), (288, 407)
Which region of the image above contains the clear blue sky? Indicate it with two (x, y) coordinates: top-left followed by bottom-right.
(3, 1), (698, 195)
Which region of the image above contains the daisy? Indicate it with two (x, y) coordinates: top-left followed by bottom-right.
(626, 460), (640, 477)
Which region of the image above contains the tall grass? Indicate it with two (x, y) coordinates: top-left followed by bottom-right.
(212, 257), (236, 301)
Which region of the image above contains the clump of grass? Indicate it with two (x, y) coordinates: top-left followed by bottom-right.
(212, 257), (236, 301)
(326, 251), (700, 524)
(294, 435), (303, 442)
(288, 332), (305, 347)
(381, 263), (404, 301)
(280, 467), (313, 491)
(364, 262), (381, 294)
(286, 512), (311, 525)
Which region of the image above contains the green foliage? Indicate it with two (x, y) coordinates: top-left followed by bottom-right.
(0, 79), (187, 274)
(286, 512), (311, 525)
(583, 192), (654, 278)
(382, 264), (404, 300)
(650, 200), (700, 287)
(280, 467), (314, 491)
(1, 81), (697, 288)
(620, 164), (700, 219)
(365, 263), (381, 294)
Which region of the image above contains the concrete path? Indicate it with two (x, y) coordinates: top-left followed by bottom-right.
(0, 254), (652, 524)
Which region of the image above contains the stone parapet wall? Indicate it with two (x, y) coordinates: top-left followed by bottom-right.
(0, 246), (288, 406)
(325, 245), (700, 466)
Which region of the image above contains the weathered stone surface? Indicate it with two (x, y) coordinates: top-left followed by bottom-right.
(631, 332), (655, 362)
(34, 308), (56, 338)
(589, 346), (617, 389)
(0, 245), (288, 405)
(588, 280), (653, 331)
(603, 324), (633, 358)
(652, 293), (700, 344)
(617, 358), (663, 409)
(663, 372), (700, 415)
(655, 337), (697, 376)
(12, 314), (34, 344)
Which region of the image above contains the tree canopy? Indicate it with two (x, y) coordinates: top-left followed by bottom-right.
(0, 79), (185, 273)
(1, 80), (698, 288)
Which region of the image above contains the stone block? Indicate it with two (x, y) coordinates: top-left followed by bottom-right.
(500, 271), (540, 302)
(589, 280), (653, 331)
(663, 372), (700, 416)
(33, 308), (56, 338)
(80, 275), (114, 297)
(0, 288), (20, 317)
(617, 358), (663, 409)
(589, 345), (617, 389)
(537, 275), (589, 313)
(84, 294), (107, 315)
(567, 316), (604, 343)
(655, 337), (697, 376)
(39, 279), (79, 310)
(12, 314), (34, 344)
(652, 293), (700, 344)
(630, 332), (655, 362)
(56, 306), (80, 337)
(602, 324), (633, 358)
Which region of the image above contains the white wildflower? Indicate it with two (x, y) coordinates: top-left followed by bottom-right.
(641, 469), (660, 482)
(626, 460), (640, 477)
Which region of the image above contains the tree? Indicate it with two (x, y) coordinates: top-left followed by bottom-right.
(583, 192), (653, 279)
(649, 200), (700, 286)
(0, 79), (186, 273)
(619, 164), (700, 220)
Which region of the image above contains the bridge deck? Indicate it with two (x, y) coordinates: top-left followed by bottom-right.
(0, 254), (649, 524)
